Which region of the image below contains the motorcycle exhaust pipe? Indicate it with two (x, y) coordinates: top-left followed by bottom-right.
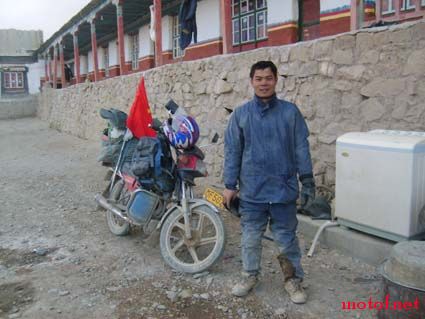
(95, 194), (132, 223)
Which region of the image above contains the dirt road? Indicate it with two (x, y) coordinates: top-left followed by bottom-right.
(0, 118), (381, 319)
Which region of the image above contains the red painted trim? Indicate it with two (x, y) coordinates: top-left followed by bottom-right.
(154, 0), (162, 66)
(109, 65), (120, 77)
(320, 16), (351, 37)
(161, 51), (174, 65)
(183, 40), (223, 61)
(139, 56), (154, 71)
(268, 24), (298, 46)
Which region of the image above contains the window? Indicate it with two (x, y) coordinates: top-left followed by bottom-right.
(131, 34), (139, 70)
(382, 0), (395, 14)
(4, 72), (24, 89)
(172, 15), (184, 59)
(232, 0), (267, 45)
(401, 0), (416, 10)
(422, 0), (425, 6)
(103, 47), (109, 77)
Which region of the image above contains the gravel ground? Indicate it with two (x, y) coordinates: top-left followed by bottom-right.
(0, 118), (383, 319)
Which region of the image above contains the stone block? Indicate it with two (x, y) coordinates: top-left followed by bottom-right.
(411, 22), (425, 41)
(388, 28), (412, 44)
(403, 49), (425, 76)
(336, 65), (366, 81)
(357, 50), (380, 64)
(313, 40), (333, 60)
(332, 49), (354, 65)
(356, 32), (374, 52)
(289, 43), (312, 62)
(334, 34), (356, 50)
(360, 78), (406, 97)
(280, 46), (291, 63)
(359, 98), (386, 121)
(318, 122), (346, 144)
(333, 80), (354, 92)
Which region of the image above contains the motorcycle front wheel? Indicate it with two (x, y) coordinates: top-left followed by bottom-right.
(159, 204), (225, 273)
(106, 179), (130, 236)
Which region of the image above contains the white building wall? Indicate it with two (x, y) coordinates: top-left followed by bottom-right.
(124, 34), (132, 62)
(108, 40), (118, 67)
(80, 55), (88, 75)
(268, 0), (298, 25)
(197, 0), (220, 42)
(27, 61), (44, 94)
(162, 16), (173, 51)
(320, 0), (351, 13)
(139, 25), (154, 58)
(98, 47), (106, 70)
(88, 51), (93, 72)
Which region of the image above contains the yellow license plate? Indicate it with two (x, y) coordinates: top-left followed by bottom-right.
(203, 187), (224, 210)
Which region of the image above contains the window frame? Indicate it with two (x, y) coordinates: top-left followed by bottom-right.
(172, 15), (185, 59)
(3, 72), (24, 89)
(131, 34), (139, 71)
(231, 0), (268, 45)
(401, 0), (416, 10)
(382, 0), (395, 14)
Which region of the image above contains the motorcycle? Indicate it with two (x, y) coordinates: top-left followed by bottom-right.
(95, 102), (225, 274)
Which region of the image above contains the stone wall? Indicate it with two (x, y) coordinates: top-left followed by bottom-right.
(38, 20), (425, 188)
(0, 95), (38, 120)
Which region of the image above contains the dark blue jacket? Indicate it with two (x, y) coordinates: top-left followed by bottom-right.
(224, 95), (313, 203)
(179, 0), (197, 50)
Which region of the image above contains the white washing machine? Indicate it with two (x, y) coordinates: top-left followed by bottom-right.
(335, 130), (425, 242)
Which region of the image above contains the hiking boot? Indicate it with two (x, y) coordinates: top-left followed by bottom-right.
(231, 273), (258, 297)
(284, 278), (307, 304)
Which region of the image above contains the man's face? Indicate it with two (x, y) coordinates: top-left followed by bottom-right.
(250, 68), (277, 99)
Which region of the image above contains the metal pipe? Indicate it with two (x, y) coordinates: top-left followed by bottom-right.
(307, 221), (339, 257)
(94, 194), (132, 224)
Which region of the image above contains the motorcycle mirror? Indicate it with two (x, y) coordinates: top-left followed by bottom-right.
(165, 99), (180, 115)
(211, 132), (219, 143)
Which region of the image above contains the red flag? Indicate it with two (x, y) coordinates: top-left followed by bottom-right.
(126, 77), (156, 138)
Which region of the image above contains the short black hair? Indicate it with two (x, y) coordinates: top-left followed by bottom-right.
(250, 61), (277, 79)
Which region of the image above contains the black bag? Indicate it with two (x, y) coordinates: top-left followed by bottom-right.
(131, 137), (175, 193)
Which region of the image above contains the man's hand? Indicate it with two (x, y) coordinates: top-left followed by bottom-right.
(300, 177), (315, 209)
(223, 188), (238, 209)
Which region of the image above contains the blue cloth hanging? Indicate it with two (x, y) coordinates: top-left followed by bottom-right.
(179, 0), (198, 51)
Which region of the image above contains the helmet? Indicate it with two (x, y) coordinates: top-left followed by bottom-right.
(163, 115), (200, 149)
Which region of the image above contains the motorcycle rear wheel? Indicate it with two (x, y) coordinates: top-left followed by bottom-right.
(159, 204), (225, 273)
(106, 180), (130, 236)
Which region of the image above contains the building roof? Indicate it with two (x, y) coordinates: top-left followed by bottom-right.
(38, 0), (181, 59)
(0, 29), (43, 57)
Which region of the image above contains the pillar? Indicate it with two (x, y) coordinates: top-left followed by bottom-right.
(117, 3), (126, 75)
(53, 46), (58, 89)
(154, 0), (162, 66)
(59, 42), (66, 88)
(73, 32), (81, 84)
(90, 20), (100, 82)
(220, 0), (232, 54)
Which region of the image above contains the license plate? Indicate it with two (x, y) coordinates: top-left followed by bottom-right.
(203, 187), (224, 210)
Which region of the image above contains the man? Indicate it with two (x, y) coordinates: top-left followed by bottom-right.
(223, 61), (315, 304)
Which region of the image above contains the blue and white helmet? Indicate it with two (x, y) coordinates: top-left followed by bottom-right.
(163, 115), (200, 149)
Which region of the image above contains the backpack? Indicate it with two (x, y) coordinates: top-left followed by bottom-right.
(131, 136), (175, 193)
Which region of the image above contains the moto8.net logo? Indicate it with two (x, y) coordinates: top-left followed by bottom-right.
(341, 294), (420, 311)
